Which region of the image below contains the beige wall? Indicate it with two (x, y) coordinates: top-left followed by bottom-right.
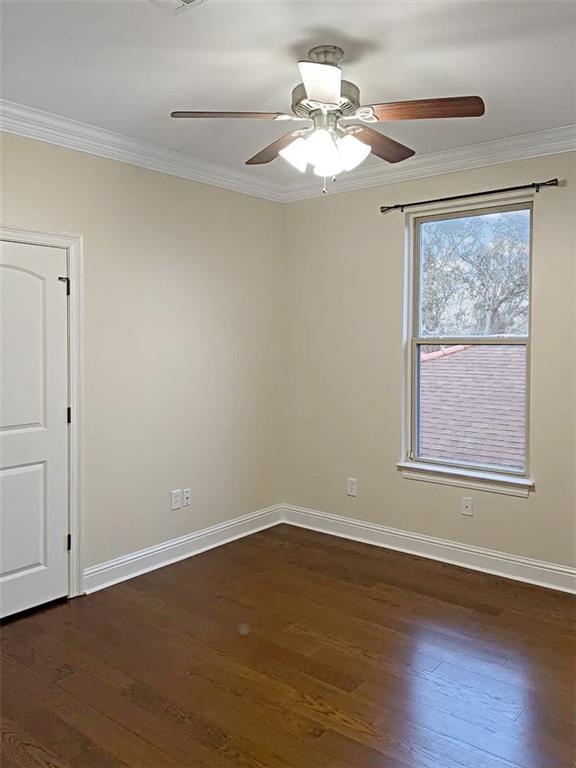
(282, 152), (576, 567)
(2, 132), (575, 570)
(1, 133), (284, 567)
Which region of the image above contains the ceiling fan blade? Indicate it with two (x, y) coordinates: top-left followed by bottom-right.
(171, 111), (284, 120)
(353, 126), (415, 163)
(297, 61), (341, 105)
(245, 131), (302, 165)
(366, 96), (485, 121)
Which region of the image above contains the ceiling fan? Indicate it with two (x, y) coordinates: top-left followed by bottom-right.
(171, 45), (485, 180)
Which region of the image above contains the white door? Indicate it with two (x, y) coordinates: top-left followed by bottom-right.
(0, 241), (69, 618)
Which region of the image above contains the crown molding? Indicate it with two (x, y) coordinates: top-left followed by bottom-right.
(280, 124), (576, 202)
(2, 99), (575, 204)
(0, 99), (284, 203)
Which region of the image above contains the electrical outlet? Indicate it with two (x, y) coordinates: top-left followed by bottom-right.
(183, 488), (191, 507)
(171, 489), (182, 511)
(462, 497), (473, 516)
(346, 477), (358, 497)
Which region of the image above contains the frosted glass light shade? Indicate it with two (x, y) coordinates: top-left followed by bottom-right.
(279, 137), (309, 173)
(337, 133), (371, 171)
(313, 159), (344, 177)
(308, 129), (344, 177)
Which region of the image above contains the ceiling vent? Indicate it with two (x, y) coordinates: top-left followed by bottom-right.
(150, 0), (208, 12)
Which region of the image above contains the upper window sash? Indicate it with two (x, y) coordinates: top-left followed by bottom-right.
(413, 202), (533, 341)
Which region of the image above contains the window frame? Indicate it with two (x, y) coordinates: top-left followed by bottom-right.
(400, 198), (535, 494)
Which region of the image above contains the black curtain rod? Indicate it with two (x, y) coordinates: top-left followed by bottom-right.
(379, 178), (559, 214)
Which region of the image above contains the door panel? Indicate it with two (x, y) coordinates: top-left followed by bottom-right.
(0, 266), (45, 431)
(0, 241), (69, 617)
(0, 462), (46, 577)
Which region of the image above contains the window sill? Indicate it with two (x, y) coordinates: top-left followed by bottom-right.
(396, 461), (535, 497)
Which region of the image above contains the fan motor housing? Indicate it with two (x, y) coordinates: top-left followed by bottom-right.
(291, 80), (361, 118)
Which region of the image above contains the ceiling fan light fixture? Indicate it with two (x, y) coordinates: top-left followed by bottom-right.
(171, 44), (485, 181)
(337, 133), (371, 171)
(279, 137), (309, 173)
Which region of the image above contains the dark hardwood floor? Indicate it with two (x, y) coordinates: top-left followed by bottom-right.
(1, 524), (575, 768)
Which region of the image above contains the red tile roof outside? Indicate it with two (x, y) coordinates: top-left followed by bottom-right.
(418, 344), (526, 470)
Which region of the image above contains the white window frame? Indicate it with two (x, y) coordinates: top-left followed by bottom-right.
(397, 198), (535, 497)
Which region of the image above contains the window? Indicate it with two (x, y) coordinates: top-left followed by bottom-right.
(402, 202), (534, 494)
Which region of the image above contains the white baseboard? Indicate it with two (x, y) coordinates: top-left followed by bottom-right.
(280, 504), (576, 595)
(83, 505), (282, 593)
(83, 502), (575, 595)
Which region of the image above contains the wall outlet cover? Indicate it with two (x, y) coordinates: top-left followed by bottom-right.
(171, 489), (182, 511)
(346, 477), (358, 497)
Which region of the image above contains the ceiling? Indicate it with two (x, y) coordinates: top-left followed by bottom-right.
(1, 0), (575, 194)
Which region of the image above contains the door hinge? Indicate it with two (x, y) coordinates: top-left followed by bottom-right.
(67, 406), (72, 424)
(67, 533), (72, 551)
(58, 276), (70, 295)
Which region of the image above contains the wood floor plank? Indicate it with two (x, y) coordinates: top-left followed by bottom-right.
(0, 626), (75, 685)
(66, 598), (555, 768)
(1, 717), (75, 768)
(1, 526), (574, 768)
(304, 641), (572, 766)
(2, 666), (128, 768)
(240, 532), (576, 680)
(29, 607), (343, 767)
(58, 670), (249, 768)
(0, 654), (183, 768)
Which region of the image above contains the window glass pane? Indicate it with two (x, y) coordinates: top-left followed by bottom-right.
(416, 344), (527, 471)
(419, 208), (530, 337)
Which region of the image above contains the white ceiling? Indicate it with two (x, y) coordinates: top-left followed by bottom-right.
(1, 0), (575, 190)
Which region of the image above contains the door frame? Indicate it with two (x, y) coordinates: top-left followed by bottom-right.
(1, 225), (84, 598)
